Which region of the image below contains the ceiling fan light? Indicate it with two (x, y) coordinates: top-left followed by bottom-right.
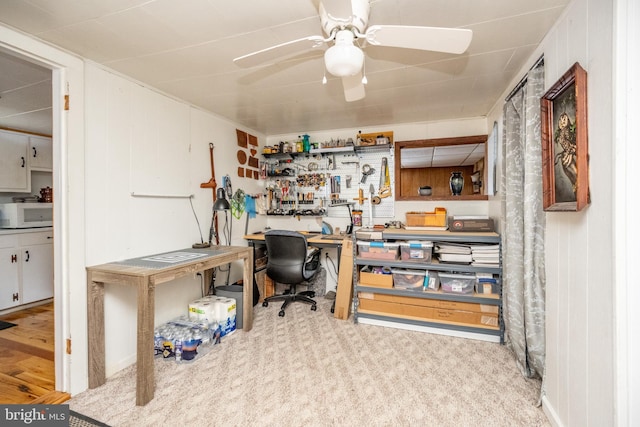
(324, 30), (364, 77)
(325, 44), (364, 76)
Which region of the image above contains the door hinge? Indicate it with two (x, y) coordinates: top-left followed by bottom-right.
(12, 293), (19, 302)
(66, 338), (72, 355)
(64, 94), (70, 111)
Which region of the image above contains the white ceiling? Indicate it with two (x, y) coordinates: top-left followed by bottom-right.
(0, 0), (569, 137)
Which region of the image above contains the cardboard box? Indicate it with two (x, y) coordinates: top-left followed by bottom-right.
(358, 292), (499, 315)
(357, 295), (498, 328)
(405, 208), (447, 227)
(334, 239), (354, 320)
(359, 267), (393, 288)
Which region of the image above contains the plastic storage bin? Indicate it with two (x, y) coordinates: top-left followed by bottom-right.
(439, 273), (476, 295)
(357, 241), (399, 260)
(391, 269), (425, 290)
(424, 271), (440, 291)
(399, 241), (433, 262)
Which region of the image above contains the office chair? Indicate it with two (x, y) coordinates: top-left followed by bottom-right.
(262, 230), (321, 317)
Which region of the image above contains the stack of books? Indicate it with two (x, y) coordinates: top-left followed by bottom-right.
(469, 244), (500, 267)
(434, 242), (472, 264)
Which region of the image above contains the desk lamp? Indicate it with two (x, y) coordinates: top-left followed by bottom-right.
(328, 202), (354, 234)
(212, 188), (232, 287)
(213, 188), (231, 211)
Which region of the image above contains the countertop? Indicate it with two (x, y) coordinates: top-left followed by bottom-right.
(0, 227), (53, 236)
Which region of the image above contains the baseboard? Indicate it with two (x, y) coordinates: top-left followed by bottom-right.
(541, 394), (564, 427)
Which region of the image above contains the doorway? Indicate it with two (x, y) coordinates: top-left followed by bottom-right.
(0, 48), (57, 402)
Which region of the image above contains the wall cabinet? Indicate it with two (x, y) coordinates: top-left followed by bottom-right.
(0, 130), (52, 192)
(0, 230), (53, 311)
(0, 129), (30, 192)
(28, 135), (53, 171)
(353, 229), (503, 343)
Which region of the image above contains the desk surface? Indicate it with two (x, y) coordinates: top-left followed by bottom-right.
(243, 232), (348, 246)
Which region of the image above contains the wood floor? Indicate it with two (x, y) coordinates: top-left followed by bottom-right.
(0, 302), (70, 404)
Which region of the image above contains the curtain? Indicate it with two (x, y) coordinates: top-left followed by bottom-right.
(501, 63), (546, 379)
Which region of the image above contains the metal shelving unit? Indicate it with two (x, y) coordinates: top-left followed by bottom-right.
(352, 229), (503, 343)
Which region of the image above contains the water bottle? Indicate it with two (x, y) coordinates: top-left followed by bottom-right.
(174, 339), (182, 363)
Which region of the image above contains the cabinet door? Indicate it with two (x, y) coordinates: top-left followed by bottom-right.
(29, 136), (53, 171)
(21, 244), (54, 304)
(0, 130), (30, 192)
(0, 248), (21, 310)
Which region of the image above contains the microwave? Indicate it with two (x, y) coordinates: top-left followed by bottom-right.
(0, 203), (53, 228)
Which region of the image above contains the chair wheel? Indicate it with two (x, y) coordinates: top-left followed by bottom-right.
(311, 305), (317, 311)
(309, 291), (316, 298)
(278, 310), (285, 317)
(262, 301), (269, 307)
(330, 307), (335, 313)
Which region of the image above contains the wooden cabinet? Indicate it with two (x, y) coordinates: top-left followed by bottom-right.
(0, 129), (30, 192)
(28, 135), (53, 171)
(0, 230), (53, 311)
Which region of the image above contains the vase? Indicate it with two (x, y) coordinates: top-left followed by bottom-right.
(450, 172), (464, 196)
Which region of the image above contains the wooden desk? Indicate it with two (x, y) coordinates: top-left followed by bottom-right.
(86, 246), (253, 406)
(243, 232), (346, 247)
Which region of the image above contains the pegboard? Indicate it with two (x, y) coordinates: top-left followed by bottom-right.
(260, 146), (394, 224)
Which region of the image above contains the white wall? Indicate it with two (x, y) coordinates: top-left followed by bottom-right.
(486, 0), (617, 425)
(83, 63), (265, 377)
(267, 118), (490, 293)
(267, 117), (491, 223)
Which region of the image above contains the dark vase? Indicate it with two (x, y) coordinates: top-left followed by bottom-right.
(450, 172), (464, 196)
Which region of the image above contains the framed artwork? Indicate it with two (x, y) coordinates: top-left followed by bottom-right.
(541, 62), (589, 211)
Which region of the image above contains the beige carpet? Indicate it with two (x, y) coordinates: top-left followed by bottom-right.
(69, 299), (549, 427)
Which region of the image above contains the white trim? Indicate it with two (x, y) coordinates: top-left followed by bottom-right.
(0, 23), (85, 394)
(541, 395), (564, 427)
(356, 317), (501, 343)
(614, 0), (640, 425)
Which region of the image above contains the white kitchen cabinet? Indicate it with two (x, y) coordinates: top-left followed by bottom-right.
(0, 238), (21, 310)
(0, 129), (30, 192)
(0, 230), (53, 310)
(28, 135), (53, 171)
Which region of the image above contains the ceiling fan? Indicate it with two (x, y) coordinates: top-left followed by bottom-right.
(233, 0), (473, 102)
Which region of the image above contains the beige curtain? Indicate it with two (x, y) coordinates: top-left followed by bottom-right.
(501, 62), (546, 379)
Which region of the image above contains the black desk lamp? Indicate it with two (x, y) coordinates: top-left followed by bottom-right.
(328, 202), (354, 234)
(210, 187), (232, 288)
(213, 188), (231, 211)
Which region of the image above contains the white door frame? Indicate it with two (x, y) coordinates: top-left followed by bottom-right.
(0, 25), (85, 394)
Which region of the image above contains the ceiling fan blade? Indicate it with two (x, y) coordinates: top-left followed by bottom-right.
(233, 35), (327, 68)
(320, 0), (354, 21)
(365, 25), (472, 54)
(342, 73), (365, 102)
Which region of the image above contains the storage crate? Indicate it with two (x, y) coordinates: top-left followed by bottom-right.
(439, 273), (476, 295)
(391, 269), (425, 290)
(399, 241), (433, 262)
(405, 207), (447, 227)
(356, 241), (399, 260)
(359, 266), (393, 288)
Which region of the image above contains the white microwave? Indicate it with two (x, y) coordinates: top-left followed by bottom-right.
(0, 203), (53, 228)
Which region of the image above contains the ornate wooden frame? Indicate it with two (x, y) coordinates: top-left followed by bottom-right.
(541, 62), (590, 211)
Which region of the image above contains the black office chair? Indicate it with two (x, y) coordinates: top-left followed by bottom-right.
(262, 230), (321, 317)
